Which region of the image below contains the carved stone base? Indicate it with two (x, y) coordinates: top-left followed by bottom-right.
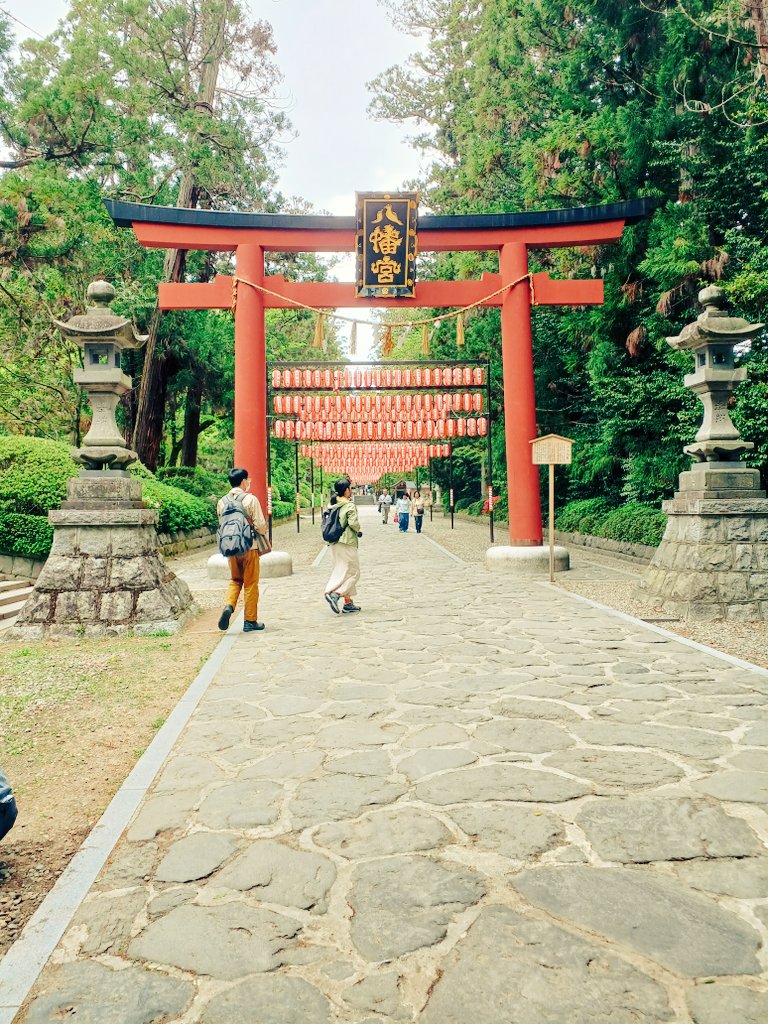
(638, 498), (768, 621)
(8, 474), (194, 639)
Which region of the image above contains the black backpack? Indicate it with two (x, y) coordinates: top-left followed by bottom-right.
(217, 494), (254, 557)
(321, 504), (346, 544)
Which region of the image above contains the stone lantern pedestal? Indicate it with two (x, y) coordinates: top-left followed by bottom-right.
(639, 288), (768, 621)
(10, 282), (194, 639)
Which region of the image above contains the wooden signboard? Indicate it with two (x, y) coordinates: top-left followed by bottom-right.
(530, 433), (573, 465)
(530, 433), (574, 581)
(356, 192), (418, 298)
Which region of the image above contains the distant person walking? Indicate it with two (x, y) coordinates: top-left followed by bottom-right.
(397, 491), (412, 532)
(380, 488), (393, 524)
(324, 478), (362, 614)
(412, 489), (425, 533)
(216, 467), (268, 633)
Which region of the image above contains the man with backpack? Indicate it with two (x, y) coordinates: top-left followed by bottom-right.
(322, 478), (362, 614)
(216, 467), (268, 633)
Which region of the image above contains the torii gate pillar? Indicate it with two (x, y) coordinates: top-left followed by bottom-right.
(501, 242), (541, 545)
(234, 244), (268, 512)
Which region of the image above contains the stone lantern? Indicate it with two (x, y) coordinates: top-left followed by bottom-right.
(57, 280), (144, 469)
(10, 281), (194, 639)
(640, 286), (768, 621)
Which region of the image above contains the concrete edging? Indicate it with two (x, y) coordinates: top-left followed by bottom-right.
(0, 615), (243, 1023)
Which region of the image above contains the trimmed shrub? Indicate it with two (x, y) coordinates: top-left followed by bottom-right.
(272, 499), (295, 520)
(0, 435), (78, 514)
(0, 511), (54, 560)
(556, 497), (612, 533)
(142, 480), (218, 534)
(156, 465), (227, 499)
(0, 435), (217, 560)
(596, 503), (667, 547)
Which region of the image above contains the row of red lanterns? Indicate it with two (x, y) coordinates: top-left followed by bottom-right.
(275, 418), (487, 441)
(272, 366), (485, 390)
(273, 392), (484, 417)
(301, 443), (451, 461)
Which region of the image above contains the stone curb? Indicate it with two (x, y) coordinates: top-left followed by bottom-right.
(541, 581), (768, 677)
(0, 615), (243, 1023)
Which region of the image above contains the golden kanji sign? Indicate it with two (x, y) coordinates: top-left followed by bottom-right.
(356, 192), (418, 298)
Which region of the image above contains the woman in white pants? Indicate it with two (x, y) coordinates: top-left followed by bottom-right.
(324, 479), (362, 614)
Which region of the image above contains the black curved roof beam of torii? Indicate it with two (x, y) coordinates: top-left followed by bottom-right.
(105, 197), (655, 234)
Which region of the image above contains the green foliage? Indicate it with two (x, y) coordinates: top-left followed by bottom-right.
(0, 435), (78, 514)
(0, 512), (54, 560)
(156, 465), (227, 499)
(0, 436), (216, 558)
(367, 0), (768, 512)
(141, 480), (218, 534)
(556, 498), (612, 534)
(596, 503), (668, 547)
(556, 497), (666, 547)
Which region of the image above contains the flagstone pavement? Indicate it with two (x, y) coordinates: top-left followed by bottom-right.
(11, 508), (768, 1022)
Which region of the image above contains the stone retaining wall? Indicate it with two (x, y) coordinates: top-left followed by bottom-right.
(0, 526), (216, 581)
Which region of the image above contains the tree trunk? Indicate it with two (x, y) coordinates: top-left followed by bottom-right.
(181, 383), (203, 467)
(744, 2), (768, 88)
(132, 3), (229, 470)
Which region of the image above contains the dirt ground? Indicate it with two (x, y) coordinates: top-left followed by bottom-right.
(0, 605), (223, 955)
(0, 521), (320, 956)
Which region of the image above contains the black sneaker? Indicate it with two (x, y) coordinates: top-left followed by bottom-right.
(325, 592), (341, 614)
(342, 603), (361, 613)
(243, 621), (265, 632)
(218, 604), (234, 631)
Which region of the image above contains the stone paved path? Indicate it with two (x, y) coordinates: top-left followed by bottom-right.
(14, 508), (768, 1023)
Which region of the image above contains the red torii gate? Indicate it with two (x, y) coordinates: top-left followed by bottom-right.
(105, 198), (652, 546)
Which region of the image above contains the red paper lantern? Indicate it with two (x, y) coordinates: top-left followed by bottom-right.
(477, 418), (488, 437)
(462, 392), (473, 412)
(456, 419), (466, 437)
(272, 369), (281, 388)
(424, 368), (432, 386)
(467, 418), (477, 437)
(274, 420), (285, 438)
(313, 369), (322, 388)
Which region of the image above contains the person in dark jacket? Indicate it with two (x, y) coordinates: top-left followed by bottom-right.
(0, 767), (17, 841)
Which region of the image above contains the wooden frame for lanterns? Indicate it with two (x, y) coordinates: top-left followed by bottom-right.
(267, 359), (494, 538)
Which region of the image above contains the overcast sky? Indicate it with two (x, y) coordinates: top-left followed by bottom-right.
(3, 0), (428, 356)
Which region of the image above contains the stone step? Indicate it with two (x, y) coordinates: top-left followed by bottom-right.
(0, 578), (25, 592)
(0, 598), (30, 624)
(0, 585), (33, 608)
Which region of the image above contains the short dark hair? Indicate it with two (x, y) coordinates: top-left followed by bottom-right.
(334, 478), (350, 497)
(229, 467), (249, 488)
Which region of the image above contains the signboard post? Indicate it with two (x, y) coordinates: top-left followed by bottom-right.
(530, 434), (574, 581)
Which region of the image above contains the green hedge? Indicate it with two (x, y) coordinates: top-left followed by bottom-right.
(555, 498), (612, 533)
(141, 480), (218, 534)
(0, 435), (217, 560)
(556, 498), (666, 547)
(272, 499), (295, 520)
(595, 503), (667, 547)
(156, 465), (227, 499)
